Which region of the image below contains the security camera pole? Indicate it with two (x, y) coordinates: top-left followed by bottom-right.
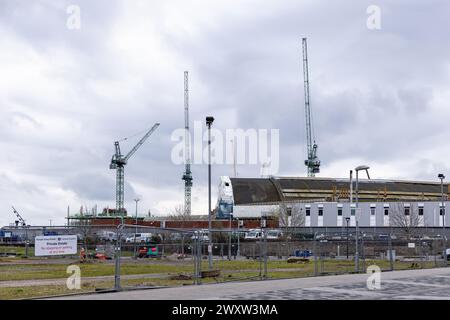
(206, 116), (214, 270)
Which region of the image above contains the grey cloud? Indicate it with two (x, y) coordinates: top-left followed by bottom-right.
(1, 0), (450, 225)
(62, 172), (137, 201)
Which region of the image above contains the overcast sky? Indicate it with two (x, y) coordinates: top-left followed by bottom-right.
(1, 0), (450, 226)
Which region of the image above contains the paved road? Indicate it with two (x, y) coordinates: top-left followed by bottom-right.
(49, 267), (450, 300)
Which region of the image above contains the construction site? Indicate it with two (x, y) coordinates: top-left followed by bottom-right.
(1, 34), (450, 301)
(2, 1), (450, 305)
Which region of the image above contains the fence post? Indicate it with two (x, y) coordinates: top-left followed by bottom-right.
(263, 230), (268, 279)
(361, 234), (366, 272)
(420, 236), (425, 269)
(388, 233), (394, 271)
(114, 224), (123, 291)
(277, 243), (281, 259)
(313, 232), (318, 276)
(193, 232), (197, 285)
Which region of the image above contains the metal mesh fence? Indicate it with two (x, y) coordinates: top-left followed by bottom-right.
(1, 224), (449, 294)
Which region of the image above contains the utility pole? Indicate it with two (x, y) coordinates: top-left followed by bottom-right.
(182, 71), (193, 216)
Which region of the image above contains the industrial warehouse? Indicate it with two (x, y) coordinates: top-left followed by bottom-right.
(217, 176), (450, 228)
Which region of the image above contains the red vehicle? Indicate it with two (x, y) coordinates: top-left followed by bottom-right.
(88, 245), (114, 260)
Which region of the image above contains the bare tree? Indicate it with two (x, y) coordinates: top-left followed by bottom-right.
(168, 204), (195, 222)
(390, 203), (421, 240)
(72, 213), (92, 255)
(274, 205), (305, 227)
(271, 204), (305, 240)
(168, 204), (195, 256)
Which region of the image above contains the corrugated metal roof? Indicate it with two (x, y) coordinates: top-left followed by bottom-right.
(230, 177), (448, 205)
(230, 178), (281, 205)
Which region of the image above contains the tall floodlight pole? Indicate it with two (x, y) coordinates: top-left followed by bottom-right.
(439, 173), (447, 265)
(355, 165), (370, 273)
(182, 71), (193, 216)
(206, 116), (214, 270)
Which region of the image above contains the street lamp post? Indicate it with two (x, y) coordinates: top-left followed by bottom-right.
(133, 198), (140, 259)
(345, 217), (350, 259)
(355, 165), (370, 273)
(206, 116), (214, 270)
(438, 173), (447, 266)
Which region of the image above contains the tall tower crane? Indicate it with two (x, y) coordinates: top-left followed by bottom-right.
(182, 71), (193, 216)
(110, 123), (160, 215)
(302, 37), (320, 177)
(11, 206), (26, 226)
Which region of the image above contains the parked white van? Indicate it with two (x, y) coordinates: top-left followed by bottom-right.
(98, 230), (117, 242)
(125, 233), (153, 243)
(191, 229), (209, 242)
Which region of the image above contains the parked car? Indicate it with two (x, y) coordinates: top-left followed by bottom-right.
(88, 245), (114, 260)
(315, 233), (326, 240)
(266, 229), (283, 240)
(294, 249), (313, 258)
(291, 233), (314, 240)
(98, 230), (117, 242)
(362, 233), (374, 240)
(377, 234), (397, 240)
(244, 229), (262, 240)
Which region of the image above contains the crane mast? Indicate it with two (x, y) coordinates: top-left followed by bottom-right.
(182, 71), (193, 216)
(110, 123), (160, 215)
(302, 37), (320, 177)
